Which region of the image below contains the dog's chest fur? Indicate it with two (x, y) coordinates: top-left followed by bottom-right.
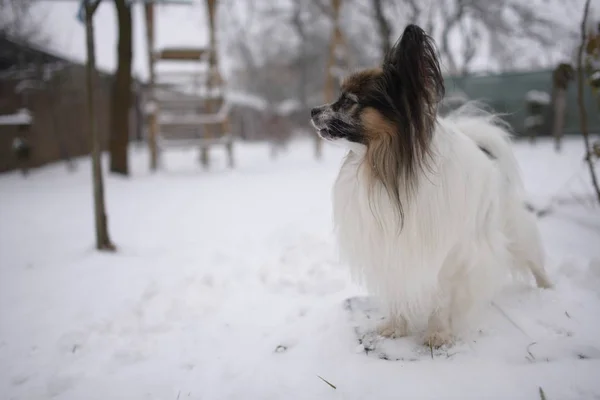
(329, 135), (503, 322)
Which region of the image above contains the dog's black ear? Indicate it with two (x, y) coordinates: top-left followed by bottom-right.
(367, 24), (444, 210)
(382, 24), (445, 135)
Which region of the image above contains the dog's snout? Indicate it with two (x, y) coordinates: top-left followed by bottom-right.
(310, 107), (320, 118)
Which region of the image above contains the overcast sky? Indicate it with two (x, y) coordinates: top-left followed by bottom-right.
(30, 1), (214, 79)
(29, 0), (596, 81)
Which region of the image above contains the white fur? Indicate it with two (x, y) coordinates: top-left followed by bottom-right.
(331, 105), (551, 344)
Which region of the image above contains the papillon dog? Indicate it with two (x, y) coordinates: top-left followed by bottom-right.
(310, 24), (552, 347)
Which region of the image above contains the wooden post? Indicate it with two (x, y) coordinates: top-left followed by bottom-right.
(144, 3), (159, 171)
(202, 0), (233, 168)
(85, 1), (115, 251)
(206, 0), (217, 59)
(551, 63), (574, 152)
(199, 0), (216, 168)
(110, 0), (133, 175)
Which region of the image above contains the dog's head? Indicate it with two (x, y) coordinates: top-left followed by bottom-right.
(311, 24), (444, 153)
(311, 24), (445, 222)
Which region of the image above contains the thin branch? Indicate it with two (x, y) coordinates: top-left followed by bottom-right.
(440, 0), (466, 74)
(404, 0), (421, 22)
(372, 0), (392, 57)
(576, 0), (600, 204)
(90, 0), (101, 17)
(460, 18), (478, 75)
(310, 0), (334, 20)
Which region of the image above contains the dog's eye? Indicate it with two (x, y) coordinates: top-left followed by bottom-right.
(342, 94), (358, 106)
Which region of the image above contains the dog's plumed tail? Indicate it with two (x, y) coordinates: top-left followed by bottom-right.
(445, 102), (553, 290)
(445, 102), (524, 195)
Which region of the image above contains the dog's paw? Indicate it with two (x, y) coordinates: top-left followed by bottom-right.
(376, 319), (409, 339)
(423, 331), (454, 349)
(535, 276), (554, 289)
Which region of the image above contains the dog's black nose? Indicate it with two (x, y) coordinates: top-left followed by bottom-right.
(310, 107), (319, 118)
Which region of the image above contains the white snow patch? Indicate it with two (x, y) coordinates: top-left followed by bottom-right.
(0, 109), (33, 126)
(275, 99), (302, 116)
(525, 115), (545, 128)
(226, 91), (268, 111)
(0, 136), (599, 399)
(525, 90), (551, 105)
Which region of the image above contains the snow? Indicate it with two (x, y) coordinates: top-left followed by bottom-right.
(226, 91), (268, 111)
(225, 92), (303, 115)
(525, 115), (545, 128)
(0, 109), (33, 126)
(275, 99), (302, 116)
(1, 136), (600, 400)
(525, 90), (551, 105)
(157, 102), (230, 125)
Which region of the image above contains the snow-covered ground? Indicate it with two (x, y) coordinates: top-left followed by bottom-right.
(1, 136), (599, 400)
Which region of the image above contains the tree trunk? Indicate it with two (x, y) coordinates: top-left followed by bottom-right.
(440, 0), (465, 75)
(110, 0), (132, 175)
(86, 2), (116, 252)
(143, 4), (159, 171)
(576, 0), (600, 205)
(291, 2), (316, 160)
(552, 88), (567, 152)
(372, 0), (391, 57)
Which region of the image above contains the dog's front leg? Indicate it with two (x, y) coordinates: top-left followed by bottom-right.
(423, 309), (453, 348)
(376, 314), (410, 339)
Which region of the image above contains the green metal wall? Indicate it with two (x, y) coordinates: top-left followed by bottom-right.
(444, 69), (600, 136)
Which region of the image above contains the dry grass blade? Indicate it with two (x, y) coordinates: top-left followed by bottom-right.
(526, 342), (537, 361)
(429, 341), (434, 359)
(492, 302), (531, 339)
(317, 375), (337, 390)
(539, 386), (547, 400)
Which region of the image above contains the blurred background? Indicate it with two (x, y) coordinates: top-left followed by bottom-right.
(1, 0), (599, 174)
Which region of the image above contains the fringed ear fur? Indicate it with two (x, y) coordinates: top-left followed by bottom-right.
(364, 24), (445, 229)
(384, 24), (445, 113)
(381, 24), (445, 179)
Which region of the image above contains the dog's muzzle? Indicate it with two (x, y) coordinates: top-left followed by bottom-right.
(310, 106), (332, 139)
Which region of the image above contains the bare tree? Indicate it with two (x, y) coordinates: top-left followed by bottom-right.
(1, 0), (34, 38)
(377, 0), (574, 75)
(224, 1), (333, 134)
(371, 0), (391, 57)
(457, 17), (480, 75)
(0, 0), (49, 46)
(291, 2), (308, 111)
(438, 0), (466, 74)
(576, 0), (600, 204)
(464, 0), (572, 72)
(226, 0), (577, 147)
(359, 0), (573, 75)
(551, 63), (575, 152)
(109, 0), (132, 176)
(85, 1), (116, 251)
